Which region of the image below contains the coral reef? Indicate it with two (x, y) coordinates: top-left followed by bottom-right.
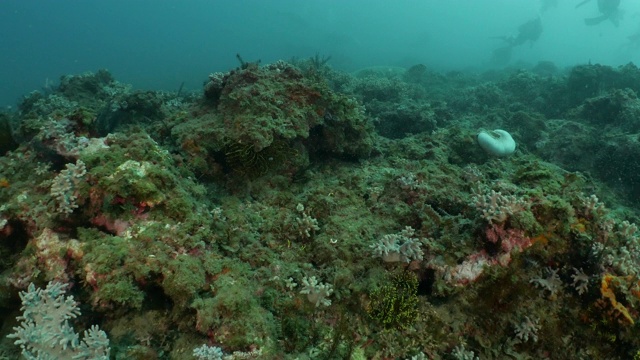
(2, 60), (640, 359)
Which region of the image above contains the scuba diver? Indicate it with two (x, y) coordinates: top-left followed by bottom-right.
(511, 17), (543, 47)
(576, 0), (622, 26)
(490, 17), (543, 66)
(493, 17), (543, 48)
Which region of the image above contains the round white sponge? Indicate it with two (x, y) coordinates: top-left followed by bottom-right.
(477, 129), (516, 157)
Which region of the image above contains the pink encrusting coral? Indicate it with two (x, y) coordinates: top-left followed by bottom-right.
(486, 224), (533, 261)
(439, 224), (534, 286)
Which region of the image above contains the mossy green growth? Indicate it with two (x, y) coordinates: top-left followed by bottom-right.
(161, 255), (207, 307)
(67, 106), (97, 128)
(367, 271), (419, 329)
(81, 131), (202, 221)
(279, 308), (314, 353)
(191, 272), (276, 349)
(97, 279), (145, 309)
(513, 157), (565, 194)
(78, 228), (147, 309)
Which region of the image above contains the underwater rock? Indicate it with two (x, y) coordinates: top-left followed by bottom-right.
(0, 113), (18, 154)
(177, 60), (376, 180)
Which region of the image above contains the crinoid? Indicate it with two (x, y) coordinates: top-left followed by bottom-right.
(224, 139), (302, 178)
(367, 271), (419, 329)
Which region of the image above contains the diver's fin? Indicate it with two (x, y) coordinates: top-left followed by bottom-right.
(609, 12), (622, 27)
(575, 0), (591, 9)
(489, 35), (516, 47)
(489, 36), (511, 43)
(584, 15), (608, 26)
